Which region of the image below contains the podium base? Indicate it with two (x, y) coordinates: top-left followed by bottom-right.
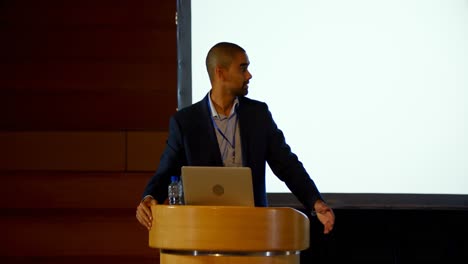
(160, 251), (300, 264)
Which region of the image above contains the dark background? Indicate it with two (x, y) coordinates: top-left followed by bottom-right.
(1, 1), (466, 263)
(304, 208), (467, 263)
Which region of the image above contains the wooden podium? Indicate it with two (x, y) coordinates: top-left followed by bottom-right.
(149, 205), (310, 264)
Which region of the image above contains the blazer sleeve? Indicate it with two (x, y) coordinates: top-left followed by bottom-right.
(141, 115), (186, 203)
(264, 105), (324, 211)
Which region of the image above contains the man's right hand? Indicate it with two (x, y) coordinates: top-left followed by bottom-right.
(136, 196), (157, 230)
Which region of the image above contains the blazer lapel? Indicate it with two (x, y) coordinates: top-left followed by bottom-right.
(200, 95), (224, 166)
(237, 97), (251, 167)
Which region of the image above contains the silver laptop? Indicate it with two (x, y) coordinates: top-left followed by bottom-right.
(181, 166), (255, 206)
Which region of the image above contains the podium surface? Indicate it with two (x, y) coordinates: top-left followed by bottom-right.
(149, 205), (310, 264)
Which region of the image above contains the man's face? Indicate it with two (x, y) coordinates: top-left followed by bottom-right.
(223, 52), (252, 96)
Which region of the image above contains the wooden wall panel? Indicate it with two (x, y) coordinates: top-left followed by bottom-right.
(0, 0), (172, 11)
(0, 0), (174, 27)
(0, 30), (176, 62)
(0, 0), (177, 131)
(0, 209), (155, 257)
(0, 256), (158, 264)
(0, 0), (175, 263)
(0, 132), (125, 170)
(0, 172), (152, 209)
(0, 92), (176, 130)
(1, 62), (175, 92)
(127, 131), (168, 171)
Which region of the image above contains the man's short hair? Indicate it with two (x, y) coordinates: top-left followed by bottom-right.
(205, 42), (245, 82)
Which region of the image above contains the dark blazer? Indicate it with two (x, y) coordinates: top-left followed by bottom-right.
(142, 94), (323, 211)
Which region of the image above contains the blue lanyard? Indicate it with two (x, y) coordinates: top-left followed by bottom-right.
(213, 115), (238, 149)
(207, 99), (238, 149)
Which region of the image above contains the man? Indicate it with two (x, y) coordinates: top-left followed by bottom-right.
(136, 42), (335, 234)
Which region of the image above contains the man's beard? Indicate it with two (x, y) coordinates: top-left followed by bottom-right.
(229, 83), (249, 97)
(237, 84), (249, 96)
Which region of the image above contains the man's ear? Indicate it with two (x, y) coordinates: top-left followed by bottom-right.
(215, 65), (226, 81)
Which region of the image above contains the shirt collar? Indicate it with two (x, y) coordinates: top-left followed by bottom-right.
(208, 92), (239, 118)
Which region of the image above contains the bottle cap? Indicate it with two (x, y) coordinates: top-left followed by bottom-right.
(170, 176), (179, 182)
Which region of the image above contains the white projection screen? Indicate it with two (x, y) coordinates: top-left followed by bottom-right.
(176, 0), (468, 209)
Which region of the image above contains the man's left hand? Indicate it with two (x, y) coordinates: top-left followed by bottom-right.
(314, 199), (335, 234)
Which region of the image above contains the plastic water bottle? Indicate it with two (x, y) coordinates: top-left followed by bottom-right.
(168, 176), (183, 205)
(178, 178), (185, 205)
